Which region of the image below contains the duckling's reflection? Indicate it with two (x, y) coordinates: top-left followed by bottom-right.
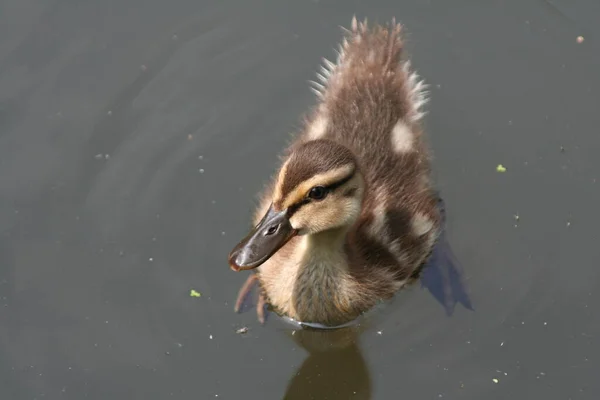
(282, 325), (371, 400)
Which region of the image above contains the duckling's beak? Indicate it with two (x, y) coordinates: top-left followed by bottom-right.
(228, 205), (297, 271)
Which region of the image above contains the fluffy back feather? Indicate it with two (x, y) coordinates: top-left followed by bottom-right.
(310, 16), (427, 124)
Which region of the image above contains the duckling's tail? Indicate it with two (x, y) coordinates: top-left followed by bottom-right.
(346, 16), (404, 72)
(310, 16), (427, 123)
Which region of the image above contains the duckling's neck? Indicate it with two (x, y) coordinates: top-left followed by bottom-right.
(300, 227), (350, 276)
(292, 227), (360, 325)
(303, 227), (348, 260)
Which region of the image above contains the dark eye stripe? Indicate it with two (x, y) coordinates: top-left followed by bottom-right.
(286, 169), (356, 217)
(324, 170), (355, 191)
(287, 199), (309, 216)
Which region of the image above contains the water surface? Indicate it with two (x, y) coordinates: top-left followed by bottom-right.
(1, 0), (599, 398)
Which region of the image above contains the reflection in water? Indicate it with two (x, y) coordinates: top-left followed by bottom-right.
(282, 327), (371, 400)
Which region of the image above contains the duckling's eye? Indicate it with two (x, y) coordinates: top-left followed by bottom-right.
(308, 186), (328, 200)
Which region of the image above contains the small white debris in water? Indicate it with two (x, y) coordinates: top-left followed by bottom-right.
(209, 335), (213, 339)
(236, 327), (249, 334)
(377, 331), (382, 335)
(149, 258), (153, 262)
(577, 35), (584, 43)
(500, 342), (504, 346)
(107, 110), (112, 116)
(199, 169), (205, 173)
(221, 232), (226, 236)
(567, 221), (571, 227)
(198, 155), (203, 160)
(544, 322), (547, 326)
(95, 154), (103, 160)
(492, 378), (499, 384)
(104, 154), (110, 159)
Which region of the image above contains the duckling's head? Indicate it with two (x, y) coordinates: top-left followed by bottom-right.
(229, 139), (364, 271)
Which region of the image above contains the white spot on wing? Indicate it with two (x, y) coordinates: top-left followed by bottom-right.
(367, 189), (435, 270)
(388, 240), (410, 264)
(307, 115), (329, 139)
(391, 120), (414, 153)
(412, 212), (434, 236)
(368, 199), (409, 266)
(369, 204), (387, 237)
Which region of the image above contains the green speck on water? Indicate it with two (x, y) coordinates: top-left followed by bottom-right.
(190, 289), (201, 297)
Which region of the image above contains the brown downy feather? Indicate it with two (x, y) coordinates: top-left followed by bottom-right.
(248, 17), (441, 326)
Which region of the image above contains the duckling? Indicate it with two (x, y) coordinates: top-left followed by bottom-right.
(228, 17), (442, 327)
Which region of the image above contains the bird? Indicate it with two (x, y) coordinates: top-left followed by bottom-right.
(228, 17), (442, 327)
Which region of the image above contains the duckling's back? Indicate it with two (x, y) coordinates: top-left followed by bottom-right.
(302, 17), (441, 279)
